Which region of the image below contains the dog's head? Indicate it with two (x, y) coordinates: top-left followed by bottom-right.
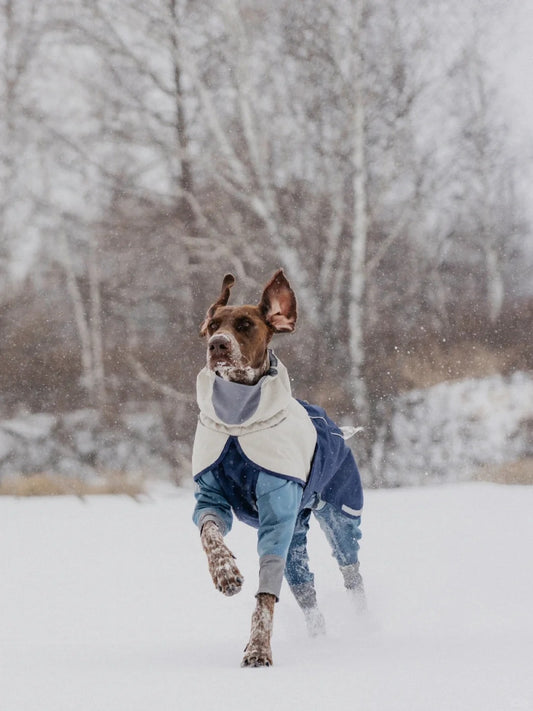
(199, 269), (297, 384)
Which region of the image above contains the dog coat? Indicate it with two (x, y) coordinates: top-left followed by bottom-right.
(192, 352), (363, 525)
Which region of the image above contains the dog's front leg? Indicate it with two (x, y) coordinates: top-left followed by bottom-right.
(241, 593), (276, 667)
(200, 520), (244, 596)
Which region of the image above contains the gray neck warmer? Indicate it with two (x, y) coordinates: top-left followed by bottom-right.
(211, 352), (279, 425)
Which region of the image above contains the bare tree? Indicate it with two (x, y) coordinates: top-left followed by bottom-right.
(450, 41), (512, 323)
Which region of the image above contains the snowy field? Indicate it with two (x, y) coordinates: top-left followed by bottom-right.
(2, 482), (532, 711)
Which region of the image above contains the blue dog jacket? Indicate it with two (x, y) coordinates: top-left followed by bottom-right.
(192, 352), (363, 526)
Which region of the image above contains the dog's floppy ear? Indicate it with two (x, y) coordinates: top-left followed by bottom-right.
(199, 273), (235, 336)
(258, 269), (297, 333)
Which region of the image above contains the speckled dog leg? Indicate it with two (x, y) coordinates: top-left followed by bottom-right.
(241, 593), (276, 668)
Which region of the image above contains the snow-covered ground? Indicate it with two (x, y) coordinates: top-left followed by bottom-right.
(2, 483), (532, 711)
(376, 371), (533, 486)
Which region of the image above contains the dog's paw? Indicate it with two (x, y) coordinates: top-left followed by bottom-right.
(201, 521), (244, 596)
(241, 642), (273, 668)
(209, 549), (244, 596)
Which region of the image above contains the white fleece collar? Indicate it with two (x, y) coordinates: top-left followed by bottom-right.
(192, 352), (317, 483)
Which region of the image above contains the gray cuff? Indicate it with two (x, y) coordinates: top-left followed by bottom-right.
(198, 512), (228, 536)
(257, 555), (285, 601)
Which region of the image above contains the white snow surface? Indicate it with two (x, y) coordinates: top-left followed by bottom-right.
(2, 483), (532, 711)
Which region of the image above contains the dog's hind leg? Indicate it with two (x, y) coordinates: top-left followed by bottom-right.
(285, 507), (326, 636)
(200, 520), (244, 596)
(241, 593), (276, 667)
(313, 503), (367, 612)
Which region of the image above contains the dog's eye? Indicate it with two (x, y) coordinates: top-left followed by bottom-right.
(207, 320), (219, 333)
(235, 319), (252, 332)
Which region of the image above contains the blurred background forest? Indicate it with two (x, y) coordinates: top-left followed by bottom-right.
(0, 0), (532, 490)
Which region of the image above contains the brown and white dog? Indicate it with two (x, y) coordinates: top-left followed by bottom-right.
(197, 269), (296, 667)
(194, 269), (364, 667)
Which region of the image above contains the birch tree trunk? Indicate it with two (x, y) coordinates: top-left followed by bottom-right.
(60, 234), (94, 398)
(168, 0), (194, 198)
(88, 239), (107, 409)
(59, 233), (107, 410)
(348, 0), (370, 431)
(476, 111), (505, 325)
(484, 244), (504, 323)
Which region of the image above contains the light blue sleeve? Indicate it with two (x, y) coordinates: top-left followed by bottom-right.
(255, 473), (303, 559)
(193, 470), (234, 535)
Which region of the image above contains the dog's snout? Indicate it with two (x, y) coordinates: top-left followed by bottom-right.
(209, 334), (231, 357)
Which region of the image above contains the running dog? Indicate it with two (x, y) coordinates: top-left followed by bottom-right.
(192, 269), (365, 667)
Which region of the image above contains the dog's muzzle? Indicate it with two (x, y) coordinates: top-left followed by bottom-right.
(208, 333), (232, 359)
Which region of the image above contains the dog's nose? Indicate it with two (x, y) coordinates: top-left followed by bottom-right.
(209, 334), (231, 357)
